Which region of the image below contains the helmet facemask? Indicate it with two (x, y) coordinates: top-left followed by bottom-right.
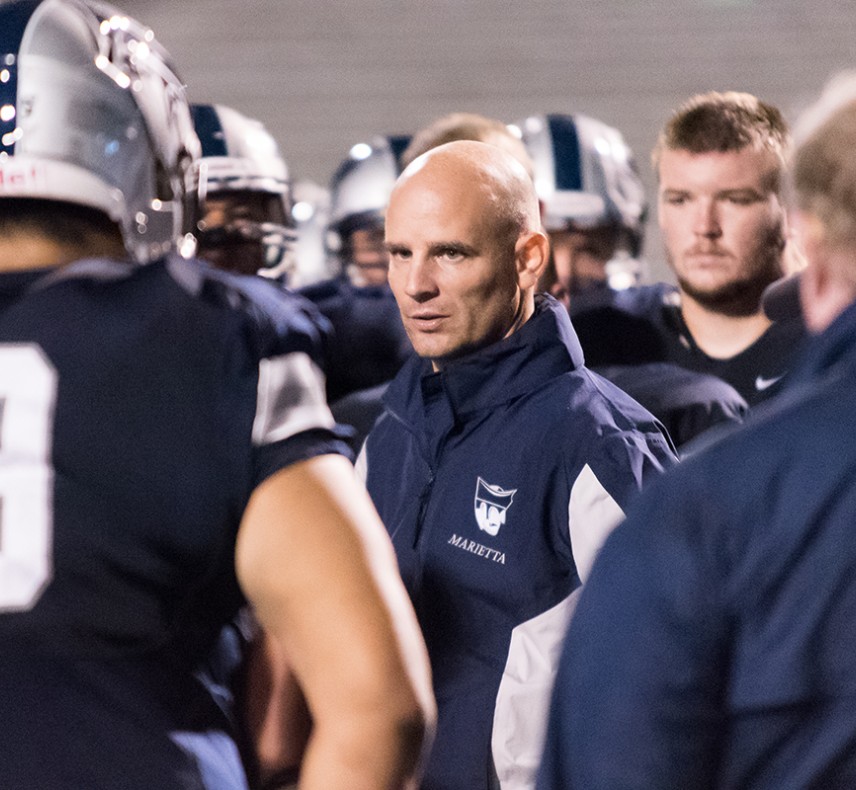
(192, 104), (296, 278)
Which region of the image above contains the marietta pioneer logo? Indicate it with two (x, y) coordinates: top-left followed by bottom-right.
(473, 477), (517, 537)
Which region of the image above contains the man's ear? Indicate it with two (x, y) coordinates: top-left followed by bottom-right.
(800, 253), (829, 334)
(515, 230), (550, 290)
(794, 209), (847, 333)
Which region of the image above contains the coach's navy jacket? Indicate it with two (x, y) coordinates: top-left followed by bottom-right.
(359, 295), (676, 790)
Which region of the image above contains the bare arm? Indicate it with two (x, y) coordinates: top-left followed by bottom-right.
(236, 626), (312, 788)
(235, 453), (435, 790)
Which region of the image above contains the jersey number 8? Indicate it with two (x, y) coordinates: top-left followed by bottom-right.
(0, 345), (56, 611)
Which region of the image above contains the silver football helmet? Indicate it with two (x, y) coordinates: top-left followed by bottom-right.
(289, 178), (335, 288)
(511, 113), (647, 257)
(0, 0), (200, 263)
(192, 103), (296, 277)
(326, 134), (409, 284)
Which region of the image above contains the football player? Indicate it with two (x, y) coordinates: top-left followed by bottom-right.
(568, 93), (807, 408)
(513, 112), (648, 310)
(0, 1), (433, 788)
(192, 103), (297, 280)
(300, 135), (414, 407)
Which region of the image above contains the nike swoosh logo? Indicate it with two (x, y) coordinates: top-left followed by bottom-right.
(755, 374), (784, 391)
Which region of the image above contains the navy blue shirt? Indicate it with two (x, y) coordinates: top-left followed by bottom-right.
(539, 299), (856, 789)
(299, 277), (413, 403)
(0, 256), (347, 789)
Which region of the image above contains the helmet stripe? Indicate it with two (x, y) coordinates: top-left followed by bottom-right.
(190, 104), (228, 158)
(547, 114), (583, 192)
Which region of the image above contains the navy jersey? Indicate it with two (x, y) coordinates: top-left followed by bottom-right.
(0, 256), (347, 789)
(299, 277), (414, 403)
(594, 362), (748, 449)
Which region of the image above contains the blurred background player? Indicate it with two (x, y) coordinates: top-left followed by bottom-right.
(289, 177), (335, 288)
(192, 105), (333, 289)
(191, 102), (297, 280)
(0, 1), (433, 787)
(513, 111), (747, 448)
(401, 110), (534, 175)
(326, 133), (411, 287)
(512, 112), (648, 311)
(300, 134), (414, 414)
(570, 92), (807, 408)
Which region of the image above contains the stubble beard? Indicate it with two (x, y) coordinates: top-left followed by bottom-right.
(672, 240), (785, 318)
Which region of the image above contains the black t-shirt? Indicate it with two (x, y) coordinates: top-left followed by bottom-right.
(572, 283), (808, 407)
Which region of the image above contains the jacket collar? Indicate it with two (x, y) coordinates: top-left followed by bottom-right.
(787, 298), (856, 388)
(384, 294), (584, 423)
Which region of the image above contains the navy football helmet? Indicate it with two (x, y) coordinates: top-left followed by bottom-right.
(512, 113), (647, 249)
(192, 103), (296, 278)
(326, 134), (410, 285)
(512, 113), (648, 294)
(0, 0), (200, 263)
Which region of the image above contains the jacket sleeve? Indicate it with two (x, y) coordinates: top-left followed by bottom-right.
(537, 472), (726, 790)
(568, 423), (676, 582)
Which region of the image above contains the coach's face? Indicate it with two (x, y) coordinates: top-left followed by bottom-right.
(385, 167), (523, 368)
